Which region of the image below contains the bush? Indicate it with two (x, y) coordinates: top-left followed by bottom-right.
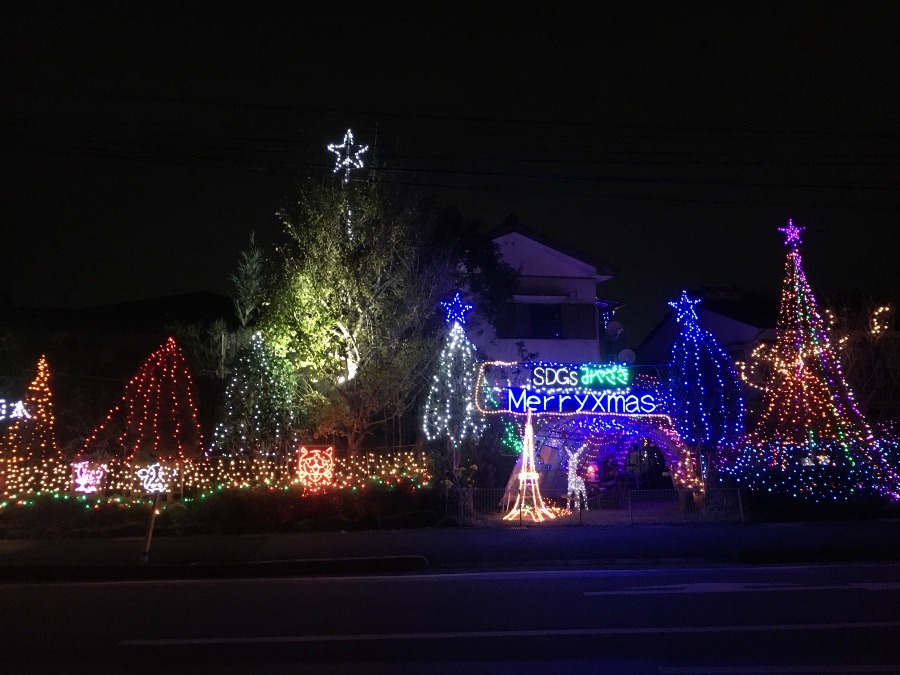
(0, 483), (451, 538)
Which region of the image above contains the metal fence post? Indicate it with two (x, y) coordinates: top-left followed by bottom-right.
(628, 489), (634, 525)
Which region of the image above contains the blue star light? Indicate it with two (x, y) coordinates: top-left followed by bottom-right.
(441, 292), (473, 325)
(669, 290), (701, 325)
(327, 129), (369, 184)
(778, 219), (804, 248)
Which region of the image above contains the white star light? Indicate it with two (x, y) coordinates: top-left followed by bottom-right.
(327, 129), (369, 184)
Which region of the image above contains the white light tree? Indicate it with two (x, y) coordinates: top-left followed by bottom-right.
(423, 292), (485, 490)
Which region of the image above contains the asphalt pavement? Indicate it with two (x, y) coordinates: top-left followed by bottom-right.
(2, 517), (900, 581)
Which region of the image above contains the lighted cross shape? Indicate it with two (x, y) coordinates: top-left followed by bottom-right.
(669, 290), (700, 325)
(327, 129), (369, 184)
(441, 292), (473, 325)
(778, 219), (804, 247)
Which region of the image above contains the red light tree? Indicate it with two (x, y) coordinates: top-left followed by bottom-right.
(79, 338), (204, 463)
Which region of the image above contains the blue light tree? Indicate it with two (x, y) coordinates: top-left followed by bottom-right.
(664, 291), (744, 481)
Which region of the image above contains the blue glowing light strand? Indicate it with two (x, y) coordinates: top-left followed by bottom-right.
(440, 292), (474, 326)
(664, 291), (744, 449)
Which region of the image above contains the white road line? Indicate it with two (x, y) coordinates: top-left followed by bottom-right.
(118, 621), (900, 646)
(659, 667), (900, 673)
(584, 581), (900, 595)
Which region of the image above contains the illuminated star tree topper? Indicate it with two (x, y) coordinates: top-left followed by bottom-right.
(327, 128), (369, 184)
(669, 290), (701, 324)
(440, 292), (474, 326)
(778, 218), (804, 248)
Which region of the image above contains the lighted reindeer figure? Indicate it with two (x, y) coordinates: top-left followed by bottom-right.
(565, 443), (589, 511)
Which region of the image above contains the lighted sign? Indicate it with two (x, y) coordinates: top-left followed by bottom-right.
(136, 463), (167, 493)
(0, 399), (29, 421)
(73, 461), (107, 494)
(507, 388), (657, 414)
(476, 361), (666, 419)
(532, 364), (630, 389)
(298, 446), (334, 491)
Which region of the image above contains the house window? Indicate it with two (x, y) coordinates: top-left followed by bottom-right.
(496, 304), (596, 340)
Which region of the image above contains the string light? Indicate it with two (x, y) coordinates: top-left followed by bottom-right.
(327, 128), (368, 239)
(728, 222), (900, 502)
(78, 337), (204, 463)
(297, 446), (334, 492)
(72, 461), (107, 494)
(209, 332), (295, 462)
(0, 399), (30, 421)
(136, 463), (167, 493)
(504, 411), (556, 522)
(327, 129), (368, 185)
(423, 292), (485, 448)
(664, 290), (744, 448)
(564, 444), (588, 510)
(0, 356), (68, 494)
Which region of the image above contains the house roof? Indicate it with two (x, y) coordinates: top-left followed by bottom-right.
(486, 218), (619, 278)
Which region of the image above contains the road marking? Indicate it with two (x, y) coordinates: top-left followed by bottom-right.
(659, 667), (900, 673)
(118, 621), (900, 646)
(584, 581), (900, 595)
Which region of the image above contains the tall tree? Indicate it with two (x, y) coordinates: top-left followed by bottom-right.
(731, 222), (898, 501)
(231, 232), (265, 330)
(262, 178), (513, 452)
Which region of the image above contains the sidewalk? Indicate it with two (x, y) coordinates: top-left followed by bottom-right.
(2, 518), (900, 582)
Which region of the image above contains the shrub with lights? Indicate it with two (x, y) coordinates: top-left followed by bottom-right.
(208, 332), (297, 475)
(729, 222), (899, 502)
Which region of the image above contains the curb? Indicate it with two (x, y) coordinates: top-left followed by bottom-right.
(733, 546), (900, 564)
(0, 555), (429, 583)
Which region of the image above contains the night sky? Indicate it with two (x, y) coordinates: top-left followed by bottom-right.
(3, 3), (898, 342)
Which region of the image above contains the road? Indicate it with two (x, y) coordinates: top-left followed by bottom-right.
(3, 562), (899, 673)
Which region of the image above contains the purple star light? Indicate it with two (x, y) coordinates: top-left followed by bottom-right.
(778, 219), (805, 248)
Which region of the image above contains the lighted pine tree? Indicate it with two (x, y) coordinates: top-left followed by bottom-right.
(732, 221), (898, 501)
(209, 331), (296, 460)
(664, 291), (744, 455)
(423, 292), (485, 493)
(79, 337), (204, 463)
(1, 355), (67, 493)
(422, 292), (485, 449)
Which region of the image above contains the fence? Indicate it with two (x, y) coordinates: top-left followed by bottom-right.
(469, 487), (746, 525)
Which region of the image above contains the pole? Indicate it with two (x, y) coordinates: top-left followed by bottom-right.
(141, 493), (161, 563)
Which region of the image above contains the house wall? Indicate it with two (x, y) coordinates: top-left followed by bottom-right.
(471, 231), (606, 363)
